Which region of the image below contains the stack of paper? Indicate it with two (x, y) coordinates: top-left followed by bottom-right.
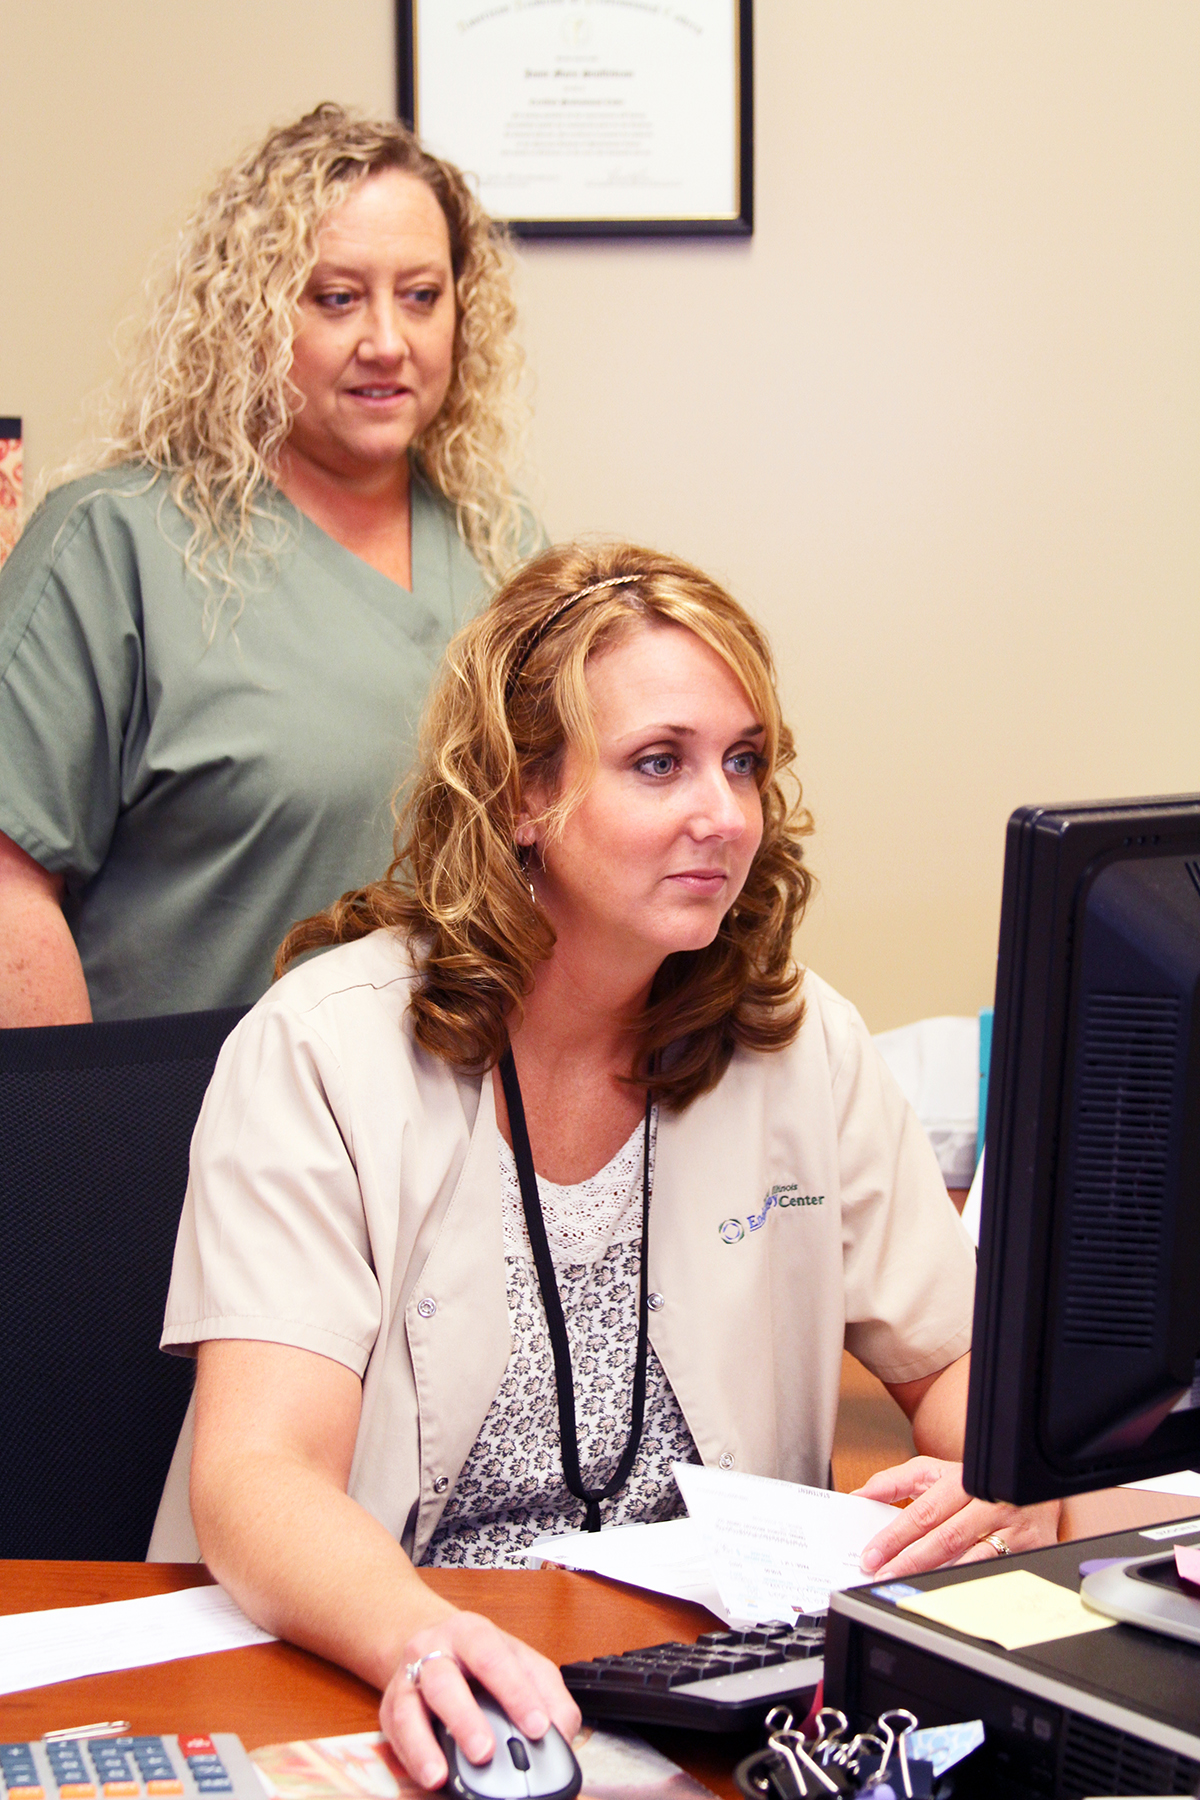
(527, 1462), (898, 1626)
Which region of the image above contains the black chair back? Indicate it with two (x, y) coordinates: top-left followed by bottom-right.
(0, 1006), (246, 1559)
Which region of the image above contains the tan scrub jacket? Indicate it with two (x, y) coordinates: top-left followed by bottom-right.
(149, 930), (975, 1562)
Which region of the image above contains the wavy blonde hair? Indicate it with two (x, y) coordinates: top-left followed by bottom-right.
(67, 103), (527, 590)
(280, 542), (816, 1110)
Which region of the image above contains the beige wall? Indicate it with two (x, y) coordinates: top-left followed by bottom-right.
(2, 2), (1196, 1029)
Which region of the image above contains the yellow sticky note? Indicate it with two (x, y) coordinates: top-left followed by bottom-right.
(896, 1569), (1116, 1650)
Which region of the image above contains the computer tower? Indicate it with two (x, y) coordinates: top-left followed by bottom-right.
(824, 1520), (1200, 1798)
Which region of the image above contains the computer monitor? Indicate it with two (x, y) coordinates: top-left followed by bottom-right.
(963, 794), (1200, 1505)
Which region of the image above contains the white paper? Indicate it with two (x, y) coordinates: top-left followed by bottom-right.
(673, 1463), (899, 1622)
(1124, 1468), (1200, 1495)
(527, 1516), (733, 1622)
(528, 1470), (897, 1626)
(414, 0), (740, 223)
(0, 1584), (276, 1697)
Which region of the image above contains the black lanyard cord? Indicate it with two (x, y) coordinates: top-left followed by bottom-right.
(498, 1045), (653, 1534)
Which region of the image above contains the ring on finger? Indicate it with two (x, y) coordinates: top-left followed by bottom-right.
(405, 1647), (456, 1688)
(979, 1532), (1011, 1558)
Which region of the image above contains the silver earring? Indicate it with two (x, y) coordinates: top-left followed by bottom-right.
(516, 842), (537, 907)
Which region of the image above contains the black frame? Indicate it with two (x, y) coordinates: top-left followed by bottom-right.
(963, 794), (1200, 1505)
(396, 0), (753, 239)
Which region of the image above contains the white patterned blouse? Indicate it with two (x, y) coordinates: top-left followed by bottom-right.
(425, 1108), (700, 1566)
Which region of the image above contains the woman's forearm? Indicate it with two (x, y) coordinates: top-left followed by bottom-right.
(0, 833), (91, 1026)
(191, 1340), (449, 1689)
(194, 1440), (454, 1689)
(198, 1444), (577, 1788)
(906, 1352), (970, 1458)
(191, 1341), (579, 1786)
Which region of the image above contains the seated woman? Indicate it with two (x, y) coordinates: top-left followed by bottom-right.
(0, 102), (530, 1025)
(151, 542), (1058, 1782)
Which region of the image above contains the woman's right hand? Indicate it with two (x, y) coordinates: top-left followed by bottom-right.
(191, 1342), (574, 1789)
(380, 1611), (582, 1789)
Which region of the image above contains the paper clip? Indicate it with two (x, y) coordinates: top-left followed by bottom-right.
(874, 1710), (919, 1798)
(43, 1723), (131, 1743)
(767, 1727), (842, 1798)
(832, 1730), (884, 1774)
(811, 1709), (849, 1766)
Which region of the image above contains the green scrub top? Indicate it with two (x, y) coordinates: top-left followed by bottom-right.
(0, 466), (488, 1020)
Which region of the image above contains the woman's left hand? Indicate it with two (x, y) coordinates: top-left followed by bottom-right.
(854, 1456), (1060, 1579)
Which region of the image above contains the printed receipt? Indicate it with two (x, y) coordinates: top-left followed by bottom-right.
(527, 1468), (898, 1625)
(672, 1463), (899, 1621)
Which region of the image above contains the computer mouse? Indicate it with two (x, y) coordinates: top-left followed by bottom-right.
(434, 1684), (581, 1800)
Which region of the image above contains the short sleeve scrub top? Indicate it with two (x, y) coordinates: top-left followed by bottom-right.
(0, 467), (486, 1018)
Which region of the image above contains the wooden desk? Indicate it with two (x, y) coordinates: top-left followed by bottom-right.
(0, 1563), (745, 1799)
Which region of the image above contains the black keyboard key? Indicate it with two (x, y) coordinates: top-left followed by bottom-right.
(559, 1662), (602, 1686)
(664, 1662), (714, 1684)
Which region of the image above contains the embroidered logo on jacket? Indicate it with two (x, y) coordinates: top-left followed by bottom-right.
(718, 1182), (824, 1243)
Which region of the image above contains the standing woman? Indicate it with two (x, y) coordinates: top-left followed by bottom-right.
(154, 542), (1058, 1786)
(0, 103), (531, 1024)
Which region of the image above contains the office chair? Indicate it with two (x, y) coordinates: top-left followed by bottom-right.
(0, 1005), (246, 1560)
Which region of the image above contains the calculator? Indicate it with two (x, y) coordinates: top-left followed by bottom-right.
(0, 1736), (264, 1800)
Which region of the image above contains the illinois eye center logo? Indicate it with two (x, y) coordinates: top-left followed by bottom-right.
(718, 1184), (824, 1243)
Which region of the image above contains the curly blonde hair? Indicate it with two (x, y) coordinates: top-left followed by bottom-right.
(72, 103), (527, 590)
(280, 541), (816, 1110)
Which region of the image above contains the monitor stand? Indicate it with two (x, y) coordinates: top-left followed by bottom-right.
(1081, 1553), (1200, 1647)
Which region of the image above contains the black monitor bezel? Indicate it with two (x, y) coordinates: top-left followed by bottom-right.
(964, 793), (1200, 1504)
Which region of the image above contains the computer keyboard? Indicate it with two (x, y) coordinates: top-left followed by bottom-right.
(560, 1619), (825, 1733)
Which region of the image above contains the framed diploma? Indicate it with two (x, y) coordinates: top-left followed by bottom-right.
(397, 0), (752, 238)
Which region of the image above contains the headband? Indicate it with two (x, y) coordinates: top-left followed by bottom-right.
(503, 575), (639, 705)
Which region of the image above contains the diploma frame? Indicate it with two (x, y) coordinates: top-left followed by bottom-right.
(397, 1), (752, 239)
